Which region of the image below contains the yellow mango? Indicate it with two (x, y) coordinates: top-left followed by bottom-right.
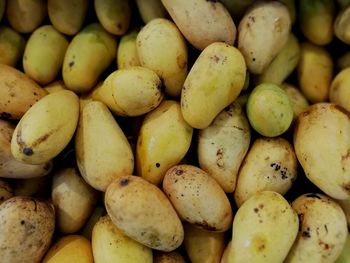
(117, 31), (140, 69)
(62, 23), (117, 93)
(92, 215), (153, 263)
(23, 25), (69, 85)
(136, 100), (193, 185)
(136, 0), (167, 24)
(47, 0), (88, 35)
(75, 101), (134, 191)
(137, 18), (188, 97)
(11, 90), (79, 165)
(43, 235), (93, 263)
(181, 42), (246, 129)
(0, 26), (25, 66)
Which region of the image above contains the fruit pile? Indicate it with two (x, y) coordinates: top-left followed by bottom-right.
(0, 0), (349, 262)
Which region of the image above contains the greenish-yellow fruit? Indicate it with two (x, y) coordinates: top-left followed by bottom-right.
(228, 191), (298, 263)
(336, 233), (350, 263)
(6, 0), (46, 33)
(136, 0), (167, 24)
(0, 26), (25, 67)
(75, 101), (134, 191)
(246, 83), (293, 137)
(137, 18), (188, 97)
(62, 23), (117, 93)
(136, 100), (193, 185)
(181, 42), (246, 129)
(48, 0), (88, 35)
(92, 215), (153, 263)
(183, 223), (225, 263)
(11, 90), (79, 165)
(299, 0), (334, 45)
(117, 31), (140, 69)
(94, 0), (131, 35)
(92, 66), (163, 116)
(23, 25), (69, 85)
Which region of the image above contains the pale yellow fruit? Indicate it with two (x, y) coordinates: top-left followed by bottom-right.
(285, 194), (348, 263)
(162, 0), (236, 50)
(198, 102), (251, 193)
(281, 83), (309, 120)
(0, 119), (52, 179)
(228, 191), (298, 263)
(0, 64), (47, 120)
(75, 101), (134, 191)
(42, 235), (93, 263)
(330, 67), (350, 112)
(298, 42), (333, 103)
(238, 1), (291, 74)
(92, 215), (153, 263)
(0, 196), (55, 263)
(92, 67), (163, 116)
(181, 42), (246, 129)
(334, 5), (350, 45)
(44, 80), (67, 94)
(117, 31), (140, 69)
(234, 137), (297, 207)
(11, 90), (79, 165)
(184, 223), (225, 263)
(52, 167), (98, 234)
(136, 100), (192, 185)
(105, 175), (184, 251)
(137, 18), (188, 97)
(294, 103), (350, 200)
(163, 165), (233, 232)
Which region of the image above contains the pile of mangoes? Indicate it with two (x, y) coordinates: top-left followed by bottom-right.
(0, 0), (350, 262)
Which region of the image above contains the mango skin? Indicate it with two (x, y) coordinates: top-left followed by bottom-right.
(94, 0), (131, 35)
(0, 64), (47, 120)
(75, 101), (134, 192)
(285, 194), (348, 263)
(137, 18), (188, 97)
(105, 175), (184, 252)
(42, 235), (93, 263)
(117, 31), (140, 69)
(11, 90), (79, 165)
(163, 165), (233, 232)
(234, 137), (297, 207)
(6, 0), (46, 33)
(335, 233), (350, 263)
(0, 196), (55, 263)
(181, 42), (246, 129)
(62, 23), (117, 93)
(294, 103), (350, 200)
(238, 1), (291, 74)
(136, 100), (193, 185)
(23, 25), (69, 85)
(330, 67), (350, 112)
(299, 0), (334, 45)
(161, 0), (236, 50)
(92, 215), (153, 263)
(48, 0), (88, 35)
(228, 191), (298, 263)
(92, 66), (163, 116)
(198, 102), (251, 193)
(297, 42), (333, 103)
(246, 83), (293, 137)
(183, 223), (225, 263)
(0, 26), (25, 67)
